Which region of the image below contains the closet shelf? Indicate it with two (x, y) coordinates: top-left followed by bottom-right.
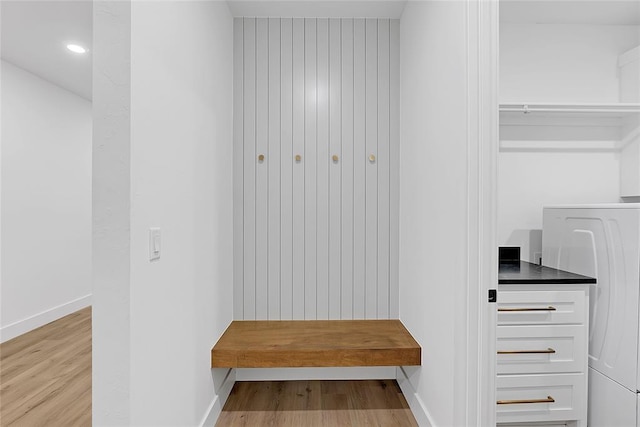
(499, 103), (640, 151)
(500, 103), (640, 120)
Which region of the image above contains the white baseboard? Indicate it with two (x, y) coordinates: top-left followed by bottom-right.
(396, 366), (435, 427)
(199, 368), (236, 427)
(0, 294), (92, 343)
(236, 366), (397, 381)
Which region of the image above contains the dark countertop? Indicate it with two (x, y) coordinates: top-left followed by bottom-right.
(499, 261), (596, 285)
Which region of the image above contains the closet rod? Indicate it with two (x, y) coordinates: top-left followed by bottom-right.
(500, 105), (640, 114)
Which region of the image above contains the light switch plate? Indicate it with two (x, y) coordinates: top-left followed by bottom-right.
(149, 228), (161, 261)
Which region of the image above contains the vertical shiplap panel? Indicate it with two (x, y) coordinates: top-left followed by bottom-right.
(316, 18), (330, 320)
(304, 18), (317, 319)
(389, 19), (400, 318)
(340, 18), (354, 319)
(255, 18), (269, 320)
(328, 18), (342, 320)
(235, 18), (399, 322)
(280, 18), (294, 320)
(268, 18), (282, 320)
(376, 19), (390, 319)
(352, 18), (367, 319)
(233, 18), (244, 319)
(243, 18), (257, 320)
(292, 18), (305, 319)
(364, 18), (378, 319)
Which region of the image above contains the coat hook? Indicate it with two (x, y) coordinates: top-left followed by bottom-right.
(295, 154), (302, 162)
(369, 154), (376, 163)
(332, 155), (339, 162)
(258, 154), (265, 162)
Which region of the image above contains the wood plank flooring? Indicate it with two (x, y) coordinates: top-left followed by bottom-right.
(212, 320), (421, 368)
(0, 307), (91, 426)
(216, 380), (418, 427)
(0, 310), (418, 427)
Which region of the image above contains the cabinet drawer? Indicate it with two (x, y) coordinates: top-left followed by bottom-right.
(498, 290), (586, 325)
(498, 424), (567, 427)
(497, 325), (586, 374)
(496, 373), (586, 424)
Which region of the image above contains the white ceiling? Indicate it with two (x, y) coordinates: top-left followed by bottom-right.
(1, 0), (638, 104)
(1, 0), (92, 101)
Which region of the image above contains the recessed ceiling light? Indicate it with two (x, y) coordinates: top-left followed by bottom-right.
(66, 44), (87, 54)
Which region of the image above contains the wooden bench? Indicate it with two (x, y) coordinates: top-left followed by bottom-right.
(211, 319), (421, 368)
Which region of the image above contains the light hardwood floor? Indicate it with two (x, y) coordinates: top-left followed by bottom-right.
(0, 307), (91, 426)
(216, 380), (419, 427)
(1, 310), (417, 426)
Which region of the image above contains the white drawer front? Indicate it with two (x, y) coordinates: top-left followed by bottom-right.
(497, 325), (586, 374)
(496, 373), (586, 424)
(498, 290), (586, 325)
(498, 424), (567, 427)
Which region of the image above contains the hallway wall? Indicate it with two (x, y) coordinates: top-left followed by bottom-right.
(129, 2), (234, 424)
(1, 60), (92, 342)
(398, 2), (474, 426)
(92, 1), (234, 425)
(234, 17), (400, 320)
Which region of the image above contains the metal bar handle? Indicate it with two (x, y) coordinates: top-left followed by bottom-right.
(498, 306), (556, 312)
(498, 348), (556, 355)
(497, 396), (555, 405)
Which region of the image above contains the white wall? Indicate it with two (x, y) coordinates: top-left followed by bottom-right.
(92, 2), (132, 422)
(398, 2), (470, 425)
(498, 22), (636, 260)
(500, 23), (640, 103)
(234, 17), (400, 321)
(1, 60), (91, 342)
(129, 2), (234, 424)
(498, 151), (620, 262)
(93, 1), (234, 425)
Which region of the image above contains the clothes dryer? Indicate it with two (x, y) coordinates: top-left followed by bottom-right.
(542, 204), (640, 426)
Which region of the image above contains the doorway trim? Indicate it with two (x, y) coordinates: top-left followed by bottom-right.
(462, 0), (499, 425)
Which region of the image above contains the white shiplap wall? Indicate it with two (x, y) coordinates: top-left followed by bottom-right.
(234, 17), (399, 320)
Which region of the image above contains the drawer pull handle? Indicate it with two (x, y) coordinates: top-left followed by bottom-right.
(497, 396), (555, 405)
(498, 306), (556, 312)
(498, 348), (556, 355)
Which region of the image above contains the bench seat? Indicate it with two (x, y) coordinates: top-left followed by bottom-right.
(211, 319), (421, 368)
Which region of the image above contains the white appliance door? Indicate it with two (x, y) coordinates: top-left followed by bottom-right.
(542, 206), (640, 393)
(588, 367), (636, 427)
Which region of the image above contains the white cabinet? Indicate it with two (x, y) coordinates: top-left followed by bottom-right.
(497, 290), (586, 325)
(619, 46), (640, 104)
(497, 373), (585, 425)
(621, 135), (640, 199)
(619, 45), (640, 199)
(497, 284), (589, 427)
(497, 324), (586, 375)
